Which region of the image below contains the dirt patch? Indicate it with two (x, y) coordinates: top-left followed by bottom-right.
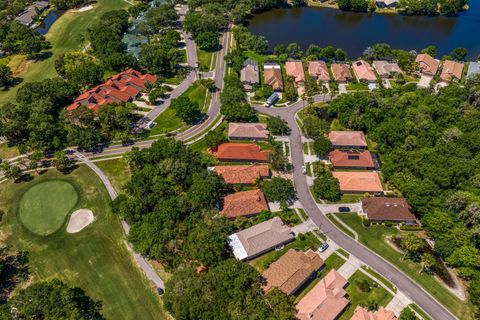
(66, 209), (94, 233)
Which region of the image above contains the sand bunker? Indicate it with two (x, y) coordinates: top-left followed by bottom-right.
(66, 209), (94, 233)
(73, 5), (93, 12)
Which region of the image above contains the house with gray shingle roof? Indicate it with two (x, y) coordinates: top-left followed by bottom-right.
(240, 59), (259, 92)
(467, 62), (480, 78)
(15, 1), (49, 27)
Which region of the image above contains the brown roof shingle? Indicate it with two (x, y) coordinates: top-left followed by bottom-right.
(362, 197), (416, 222)
(440, 60), (464, 82)
(285, 61), (305, 83)
(308, 61), (330, 82)
(262, 249), (324, 295)
(333, 171), (383, 194)
(328, 131), (367, 148)
(221, 189), (269, 218)
(228, 123), (269, 140)
(331, 63), (353, 82)
(214, 165), (270, 185)
(415, 53), (439, 76)
(351, 306), (397, 320)
(329, 150), (375, 169)
(352, 60), (377, 82)
(264, 64), (284, 91)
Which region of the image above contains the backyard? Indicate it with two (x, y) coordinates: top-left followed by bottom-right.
(333, 213), (473, 320)
(0, 167), (166, 319)
(338, 270), (394, 320)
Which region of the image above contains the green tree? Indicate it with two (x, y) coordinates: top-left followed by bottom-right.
(312, 171), (341, 201)
(261, 177), (295, 206)
(449, 47), (468, 61)
(267, 116), (290, 136)
(399, 307), (418, 320)
(286, 43), (302, 59)
(53, 150), (74, 173)
(0, 65), (14, 89)
(420, 253), (437, 274)
(421, 45), (437, 57)
(400, 234), (424, 260)
(196, 31), (219, 51)
(313, 136), (333, 157)
(171, 95), (202, 124)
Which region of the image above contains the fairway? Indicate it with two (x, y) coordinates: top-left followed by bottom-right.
(19, 180), (78, 236)
(0, 167), (166, 319)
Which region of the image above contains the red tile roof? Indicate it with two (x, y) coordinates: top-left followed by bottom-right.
(440, 60), (464, 82)
(352, 60), (377, 82)
(286, 61), (305, 83)
(228, 123), (269, 140)
(214, 143), (270, 162)
(333, 171), (383, 194)
(215, 165), (270, 185)
(308, 61), (330, 82)
(331, 63), (353, 82)
(329, 150), (375, 169)
(415, 53), (439, 76)
(264, 64), (284, 91)
(66, 69), (157, 112)
(328, 131), (368, 148)
(362, 197), (416, 222)
(221, 189), (269, 218)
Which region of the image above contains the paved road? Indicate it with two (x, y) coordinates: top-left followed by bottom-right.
(75, 153), (166, 291)
(253, 102), (456, 320)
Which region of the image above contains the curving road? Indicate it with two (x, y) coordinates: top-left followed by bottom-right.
(253, 102), (456, 320)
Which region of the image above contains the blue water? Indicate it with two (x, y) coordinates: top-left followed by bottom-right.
(248, 2), (480, 59)
(36, 9), (62, 35)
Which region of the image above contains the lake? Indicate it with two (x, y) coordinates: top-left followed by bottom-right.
(247, 2), (480, 59)
(36, 9), (63, 35)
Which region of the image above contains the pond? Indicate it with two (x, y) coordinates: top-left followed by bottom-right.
(247, 2), (480, 59)
(36, 9), (63, 35)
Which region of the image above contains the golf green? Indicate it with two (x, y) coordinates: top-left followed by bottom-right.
(18, 180), (78, 236)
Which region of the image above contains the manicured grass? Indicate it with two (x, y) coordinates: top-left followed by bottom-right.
(409, 303), (433, 320)
(197, 48), (215, 72)
(149, 108), (187, 135)
(244, 51), (277, 65)
(326, 213), (356, 239)
(0, 0), (130, 106)
(0, 167), (165, 319)
(250, 232), (321, 273)
(18, 180), (78, 236)
(306, 162), (312, 177)
(361, 266), (397, 293)
(339, 270), (394, 320)
(95, 158), (131, 194)
(303, 142), (309, 155)
(297, 208), (309, 221)
(336, 248), (350, 258)
(294, 252), (347, 303)
(347, 82), (369, 91)
(183, 82), (208, 110)
(325, 194), (363, 204)
(334, 213), (473, 320)
(269, 209), (302, 227)
(309, 185), (322, 204)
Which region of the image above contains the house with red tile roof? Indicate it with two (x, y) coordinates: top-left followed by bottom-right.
(352, 60), (377, 82)
(415, 53), (439, 76)
(331, 63), (353, 83)
(440, 60), (464, 82)
(66, 69), (157, 112)
(333, 171), (383, 195)
(328, 131), (368, 149)
(308, 61), (330, 82)
(361, 197), (416, 223)
(296, 269), (349, 320)
(351, 306), (397, 320)
(214, 143), (269, 162)
(228, 123), (269, 140)
(262, 249), (323, 295)
(329, 150), (375, 170)
(221, 189), (269, 218)
(286, 61), (305, 84)
(214, 165), (270, 185)
(264, 63), (284, 91)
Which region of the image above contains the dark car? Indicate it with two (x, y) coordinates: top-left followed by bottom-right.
(338, 206), (351, 212)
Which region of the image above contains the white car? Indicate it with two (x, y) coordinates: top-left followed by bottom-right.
(302, 165), (306, 174)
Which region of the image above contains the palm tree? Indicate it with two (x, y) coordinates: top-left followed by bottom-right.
(420, 253), (437, 274)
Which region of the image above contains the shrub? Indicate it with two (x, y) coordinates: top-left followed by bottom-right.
(363, 218), (371, 227)
(384, 221), (393, 227)
(357, 279), (371, 292)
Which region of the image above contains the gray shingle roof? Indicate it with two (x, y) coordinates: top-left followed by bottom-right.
(467, 62), (480, 78)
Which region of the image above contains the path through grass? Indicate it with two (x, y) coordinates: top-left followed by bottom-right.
(0, 167), (166, 319)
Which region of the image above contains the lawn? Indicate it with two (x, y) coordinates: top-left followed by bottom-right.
(197, 48), (216, 72)
(361, 266), (397, 293)
(250, 232), (321, 273)
(18, 180), (78, 236)
(294, 252), (347, 303)
(183, 81), (208, 110)
(346, 82), (369, 91)
(0, 0), (130, 106)
(325, 194), (363, 204)
(95, 158), (131, 194)
(334, 213), (473, 320)
(149, 108), (187, 135)
(0, 167), (166, 319)
(326, 213), (356, 239)
(339, 270), (394, 320)
(0, 143), (20, 158)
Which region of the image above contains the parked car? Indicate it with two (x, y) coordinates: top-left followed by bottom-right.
(318, 243), (329, 253)
(338, 206), (351, 212)
(265, 92), (279, 107)
(302, 165), (306, 174)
